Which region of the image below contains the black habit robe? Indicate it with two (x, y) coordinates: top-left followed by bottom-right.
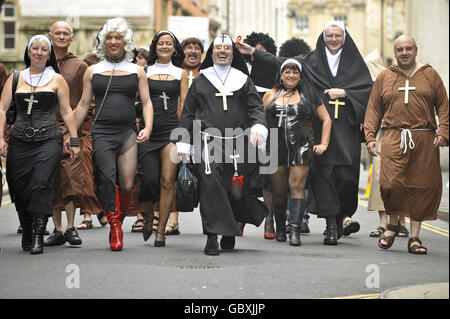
(178, 70), (269, 236)
(251, 31), (373, 218)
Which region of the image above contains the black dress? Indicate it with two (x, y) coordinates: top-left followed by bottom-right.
(138, 79), (180, 202)
(6, 91), (63, 218)
(91, 73), (138, 212)
(265, 91), (316, 167)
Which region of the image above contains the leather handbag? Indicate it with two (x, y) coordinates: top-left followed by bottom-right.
(6, 70), (20, 125)
(176, 161), (199, 212)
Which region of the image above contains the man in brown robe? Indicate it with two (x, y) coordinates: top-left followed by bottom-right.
(364, 35), (449, 255)
(45, 21), (101, 246)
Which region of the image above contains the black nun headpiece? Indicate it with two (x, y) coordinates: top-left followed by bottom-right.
(200, 34), (249, 75)
(24, 35), (60, 73)
(148, 30), (185, 67)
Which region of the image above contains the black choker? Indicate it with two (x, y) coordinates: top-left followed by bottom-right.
(105, 54), (126, 64)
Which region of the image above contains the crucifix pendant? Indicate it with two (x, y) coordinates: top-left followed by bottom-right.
(24, 93), (38, 115)
(329, 98), (346, 119)
(277, 107), (287, 127)
(215, 87), (233, 111)
(398, 79), (416, 104)
(188, 70), (195, 88)
(159, 91), (170, 110)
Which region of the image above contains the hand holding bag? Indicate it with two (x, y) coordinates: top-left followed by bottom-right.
(176, 161), (199, 212)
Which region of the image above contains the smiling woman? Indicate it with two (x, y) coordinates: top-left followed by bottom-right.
(0, 34), (80, 255)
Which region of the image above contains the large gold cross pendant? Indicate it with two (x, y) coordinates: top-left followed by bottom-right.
(329, 98), (346, 119)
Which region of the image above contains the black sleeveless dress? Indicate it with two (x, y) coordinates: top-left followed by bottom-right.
(266, 91), (316, 167)
(137, 79), (180, 203)
(91, 73), (138, 212)
(6, 91), (63, 217)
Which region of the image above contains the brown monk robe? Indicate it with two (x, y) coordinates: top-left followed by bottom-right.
(53, 53), (87, 210)
(364, 63), (449, 221)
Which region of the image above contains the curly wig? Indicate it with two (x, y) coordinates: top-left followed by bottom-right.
(95, 17), (136, 61)
(278, 37), (311, 58)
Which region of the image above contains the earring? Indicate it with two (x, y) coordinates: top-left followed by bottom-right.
(172, 51), (178, 57)
(279, 78), (284, 85)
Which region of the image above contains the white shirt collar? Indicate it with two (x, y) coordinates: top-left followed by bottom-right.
(325, 47), (342, 77)
(21, 66), (56, 87)
(200, 64), (247, 92)
(147, 61), (183, 80)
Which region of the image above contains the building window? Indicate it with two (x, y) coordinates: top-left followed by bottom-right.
(2, 2), (16, 18)
(295, 16), (309, 34)
(334, 15), (347, 26)
(3, 22), (15, 49)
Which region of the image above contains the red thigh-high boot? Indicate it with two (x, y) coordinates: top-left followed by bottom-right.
(106, 186), (124, 251)
(118, 188), (132, 222)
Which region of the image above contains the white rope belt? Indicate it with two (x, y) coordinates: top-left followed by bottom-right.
(398, 128), (433, 154)
(200, 131), (242, 175)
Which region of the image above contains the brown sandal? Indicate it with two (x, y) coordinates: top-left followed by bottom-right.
(397, 225), (409, 237)
(408, 237), (427, 255)
(378, 224), (400, 249)
(370, 226), (386, 238)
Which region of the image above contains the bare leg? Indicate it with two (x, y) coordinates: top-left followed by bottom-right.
(52, 209), (63, 233)
(156, 143), (178, 243)
(65, 201), (76, 230)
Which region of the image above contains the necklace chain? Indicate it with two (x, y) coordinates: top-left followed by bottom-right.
(212, 66), (232, 87)
(158, 74), (169, 81)
(29, 68), (45, 92)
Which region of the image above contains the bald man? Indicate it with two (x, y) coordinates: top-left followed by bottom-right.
(45, 21), (102, 247)
(364, 35), (449, 255)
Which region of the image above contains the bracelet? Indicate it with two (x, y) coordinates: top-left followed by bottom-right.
(70, 137), (80, 147)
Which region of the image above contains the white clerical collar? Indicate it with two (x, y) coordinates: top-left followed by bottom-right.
(325, 47), (342, 77)
(21, 66), (56, 87)
(93, 59), (138, 74)
(147, 61), (183, 80)
(200, 64), (247, 92)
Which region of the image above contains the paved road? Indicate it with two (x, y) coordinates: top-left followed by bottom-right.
(0, 190), (448, 300)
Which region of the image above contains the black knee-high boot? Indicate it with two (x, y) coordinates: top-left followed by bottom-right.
(30, 213), (49, 255)
(288, 199), (306, 246)
(273, 202), (287, 242)
(18, 211), (33, 251)
(324, 216), (338, 245)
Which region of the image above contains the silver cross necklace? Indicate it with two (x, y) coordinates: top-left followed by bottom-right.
(25, 69), (44, 115)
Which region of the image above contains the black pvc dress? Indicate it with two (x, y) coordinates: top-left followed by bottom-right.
(91, 73), (138, 211)
(137, 78), (180, 202)
(6, 91), (63, 218)
(266, 91), (317, 167)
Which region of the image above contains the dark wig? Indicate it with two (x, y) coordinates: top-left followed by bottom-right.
(148, 30), (185, 67)
(243, 32), (277, 64)
(278, 37), (311, 58)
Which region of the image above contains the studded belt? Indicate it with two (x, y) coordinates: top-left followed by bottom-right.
(12, 121), (60, 138)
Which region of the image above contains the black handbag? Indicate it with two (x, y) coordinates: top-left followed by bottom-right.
(176, 161), (199, 212)
(6, 70), (20, 125)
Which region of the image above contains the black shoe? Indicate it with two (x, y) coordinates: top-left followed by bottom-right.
(300, 222), (310, 234)
(336, 216), (344, 240)
(323, 217), (338, 246)
(143, 221), (153, 242)
(64, 228), (82, 245)
(204, 234), (219, 255)
(276, 223), (287, 242)
(289, 224), (301, 246)
(154, 231), (166, 247)
(220, 236), (235, 250)
(44, 229), (66, 246)
(30, 214), (48, 255)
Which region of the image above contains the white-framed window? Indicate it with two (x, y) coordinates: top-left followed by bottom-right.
(3, 22), (15, 49)
(334, 15), (347, 26)
(295, 16), (309, 34)
(1, 2), (16, 50)
(2, 2), (16, 19)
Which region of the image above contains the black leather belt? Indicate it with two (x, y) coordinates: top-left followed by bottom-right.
(13, 121), (60, 138)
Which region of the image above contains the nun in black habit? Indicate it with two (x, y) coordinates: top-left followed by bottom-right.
(237, 21), (373, 245)
(176, 35), (269, 255)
